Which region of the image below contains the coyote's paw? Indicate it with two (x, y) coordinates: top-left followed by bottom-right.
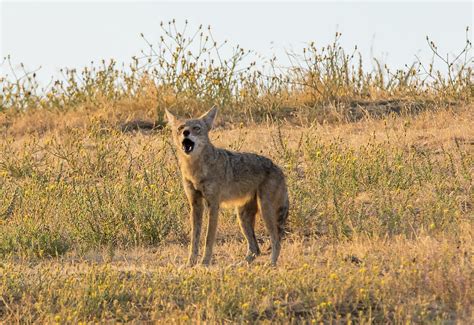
(264, 261), (278, 268)
(200, 260), (211, 267)
(186, 257), (198, 268)
(245, 253), (258, 264)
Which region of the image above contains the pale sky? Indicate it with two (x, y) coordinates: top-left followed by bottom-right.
(1, 1), (472, 86)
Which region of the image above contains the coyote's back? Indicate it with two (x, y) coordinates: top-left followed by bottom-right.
(165, 107), (289, 266)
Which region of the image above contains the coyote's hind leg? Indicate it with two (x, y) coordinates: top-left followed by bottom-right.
(257, 177), (288, 266)
(237, 197), (260, 263)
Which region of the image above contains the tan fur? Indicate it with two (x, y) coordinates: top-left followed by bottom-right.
(165, 107), (289, 266)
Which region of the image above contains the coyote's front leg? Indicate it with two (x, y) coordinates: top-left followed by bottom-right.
(184, 181), (203, 267)
(201, 200), (219, 266)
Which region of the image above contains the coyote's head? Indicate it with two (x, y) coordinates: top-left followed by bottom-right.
(165, 107), (217, 157)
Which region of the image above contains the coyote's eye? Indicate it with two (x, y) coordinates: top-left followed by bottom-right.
(193, 126), (201, 133)
(177, 125), (185, 133)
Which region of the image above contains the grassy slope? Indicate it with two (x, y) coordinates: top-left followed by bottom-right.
(0, 106), (473, 323)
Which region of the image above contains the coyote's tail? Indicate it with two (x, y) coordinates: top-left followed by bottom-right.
(277, 195), (289, 239)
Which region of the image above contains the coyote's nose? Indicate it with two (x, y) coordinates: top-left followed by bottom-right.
(183, 130), (190, 137)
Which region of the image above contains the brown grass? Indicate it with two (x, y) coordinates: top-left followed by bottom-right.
(2, 229), (472, 323)
(1, 106), (473, 323)
(0, 21), (472, 322)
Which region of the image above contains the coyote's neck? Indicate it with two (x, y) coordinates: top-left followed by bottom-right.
(179, 143), (218, 181)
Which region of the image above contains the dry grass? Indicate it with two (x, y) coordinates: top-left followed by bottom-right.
(1, 232), (472, 323)
(1, 22), (472, 124)
(1, 106), (473, 323)
(0, 20), (473, 323)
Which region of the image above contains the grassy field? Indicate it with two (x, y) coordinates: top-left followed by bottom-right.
(0, 22), (473, 323)
(1, 106), (472, 323)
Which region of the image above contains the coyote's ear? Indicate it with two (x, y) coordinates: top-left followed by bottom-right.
(164, 108), (178, 128)
(199, 106), (218, 129)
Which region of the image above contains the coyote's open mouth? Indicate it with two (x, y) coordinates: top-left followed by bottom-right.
(182, 138), (195, 154)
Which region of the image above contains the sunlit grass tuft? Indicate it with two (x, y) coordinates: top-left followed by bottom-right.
(1, 21), (472, 126)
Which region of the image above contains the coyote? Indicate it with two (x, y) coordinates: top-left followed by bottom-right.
(165, 107), (289, 266)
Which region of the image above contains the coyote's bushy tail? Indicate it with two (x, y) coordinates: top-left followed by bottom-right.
(277, 196), (289, 239)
